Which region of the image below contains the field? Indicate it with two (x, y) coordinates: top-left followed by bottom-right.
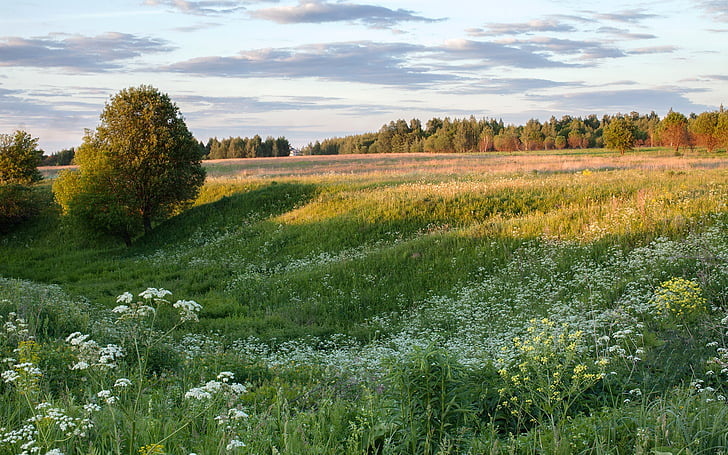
(2, 149), (728, 454)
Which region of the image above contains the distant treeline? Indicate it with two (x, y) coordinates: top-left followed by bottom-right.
(202, 135), (291, 159)
(301, 109), (728, 155)
(39, 108), (727, 165)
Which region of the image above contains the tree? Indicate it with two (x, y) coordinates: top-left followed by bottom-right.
(660, 110), (689, 152)
(603, 117), (636, 155)
(53, 85), (206, 246)
(690, 111), (721, 152)
(0, 130), (43, 232)
(0, 130), (43, 185)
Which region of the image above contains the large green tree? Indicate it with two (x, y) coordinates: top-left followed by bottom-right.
(603, 117), (636, 155)
(54, 85), (205, 246)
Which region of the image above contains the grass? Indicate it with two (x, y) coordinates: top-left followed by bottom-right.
(2, 147), (728, 454)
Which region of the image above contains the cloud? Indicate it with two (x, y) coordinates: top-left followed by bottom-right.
(250, 0), (442, 28)
(142, 0), (254, 15)
(468, 19), (577, 36)
(698, 1), (728, 22)
(535, 88), (712, 114)
(436, 39), (573, 68)
(594, 9), (659, 24)
(596, 27), (657, 40)
(494, 37), (625, 62)
(164, 37), (581, 87)
(451, 77), (582, 95)
(164, 41), (459, 86)
(628, 46), (678, 55)
(0, 33), (173, 71)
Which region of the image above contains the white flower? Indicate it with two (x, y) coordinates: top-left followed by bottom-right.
(134, 305), (156, 317)
(229, 383), (247, 394)
(116, 292), (134, 304)
(228, 408), (249, 420)
(65, 332), (90, 346)
(83, 403), (101, 413)
(112, 305), (130, 314)
(139, 287), (172, 301)
(185, 387), (212, 400)
(97, 390), (112, 399)
(1, 369), (20, 383)
(71, 361), (90, 370)
(173, 299), (203, 322)
(226, 439), (246, 450)
(114, 378), (132, 388)
(217, 371), (235, 382)
(45, 449), (64, 455)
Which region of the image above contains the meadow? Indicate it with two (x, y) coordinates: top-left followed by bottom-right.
(2, 148), (728, 454)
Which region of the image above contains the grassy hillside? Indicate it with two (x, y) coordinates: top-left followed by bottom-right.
(2, 149), (728, 454)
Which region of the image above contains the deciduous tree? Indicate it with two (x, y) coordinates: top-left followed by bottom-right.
(53, 85), (205, 246)
(660, 110), (689, 152)
(603, 117), (636, 155)
(0, 130), (43, 185)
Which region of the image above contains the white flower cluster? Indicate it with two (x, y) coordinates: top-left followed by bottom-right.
(2, 312), (30, 338)
(225, 439), (246, 450)
(1, 362), (42, 385)
(215, 407), (249, 431)
(184, 371), (247, 401)
(112, 289), (202, 324)
(173, 299), (203, 322)
(1, 402), (95, 455)
(65, 332), (124, 370)
(97, 389), (117, 405)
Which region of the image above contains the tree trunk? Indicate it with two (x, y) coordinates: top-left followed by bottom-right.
(143, 216), (152, 234)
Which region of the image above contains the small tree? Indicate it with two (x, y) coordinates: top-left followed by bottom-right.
(54, 85), (205, 246)
(603, 117), (636, 155)
(660, 110), (689, 152)
(0, 131), (43, 232)
(0, 130), (43, 185)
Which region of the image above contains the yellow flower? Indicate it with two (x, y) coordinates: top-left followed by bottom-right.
(139, 444), (165, 455)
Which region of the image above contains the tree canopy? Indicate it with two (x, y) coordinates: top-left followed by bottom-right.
(53, 85), (206, 246)
(603, 117), (636, 155)
(0, 130), (42, 185)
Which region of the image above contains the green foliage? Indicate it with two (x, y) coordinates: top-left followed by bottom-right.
(53, 85), (205, 245)
(0, 130), (42, 185)
(4, 152), (728, 453)
(0, 184), (42, 233)
(660, 110), (690, 152)
(0, 131), (43, 231)
(384, 346), (477, 454)
(603, 116), (636, 154)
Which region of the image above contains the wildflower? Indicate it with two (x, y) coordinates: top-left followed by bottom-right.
(83, 403), (102, 412)
(114, 377), (132, 388)
(217, 371), (235, 382)
(139, 288), (172, 301)
(138, 443), (165, 455)
(112, 305), (131, 314)
(97, 389), (117, 405)
(116, 292), (134, 304)
(173, 299), (202, 322)
(45, 450), (64, 455)
(226, 439), (246, 450)
(1, 369), (20, 383)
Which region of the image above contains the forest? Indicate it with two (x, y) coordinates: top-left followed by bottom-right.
(301, 109), (728, 155)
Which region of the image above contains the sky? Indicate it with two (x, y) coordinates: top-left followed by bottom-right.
(1, 0), (727, 152)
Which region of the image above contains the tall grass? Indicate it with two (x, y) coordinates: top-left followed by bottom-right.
(3, 150), (728, 453)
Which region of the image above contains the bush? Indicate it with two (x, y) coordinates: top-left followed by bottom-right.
(0, 184), (41, 233)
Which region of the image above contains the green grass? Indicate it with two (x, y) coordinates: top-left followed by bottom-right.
(4, 151), (728, 340)
(2, 149), (728, 454)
